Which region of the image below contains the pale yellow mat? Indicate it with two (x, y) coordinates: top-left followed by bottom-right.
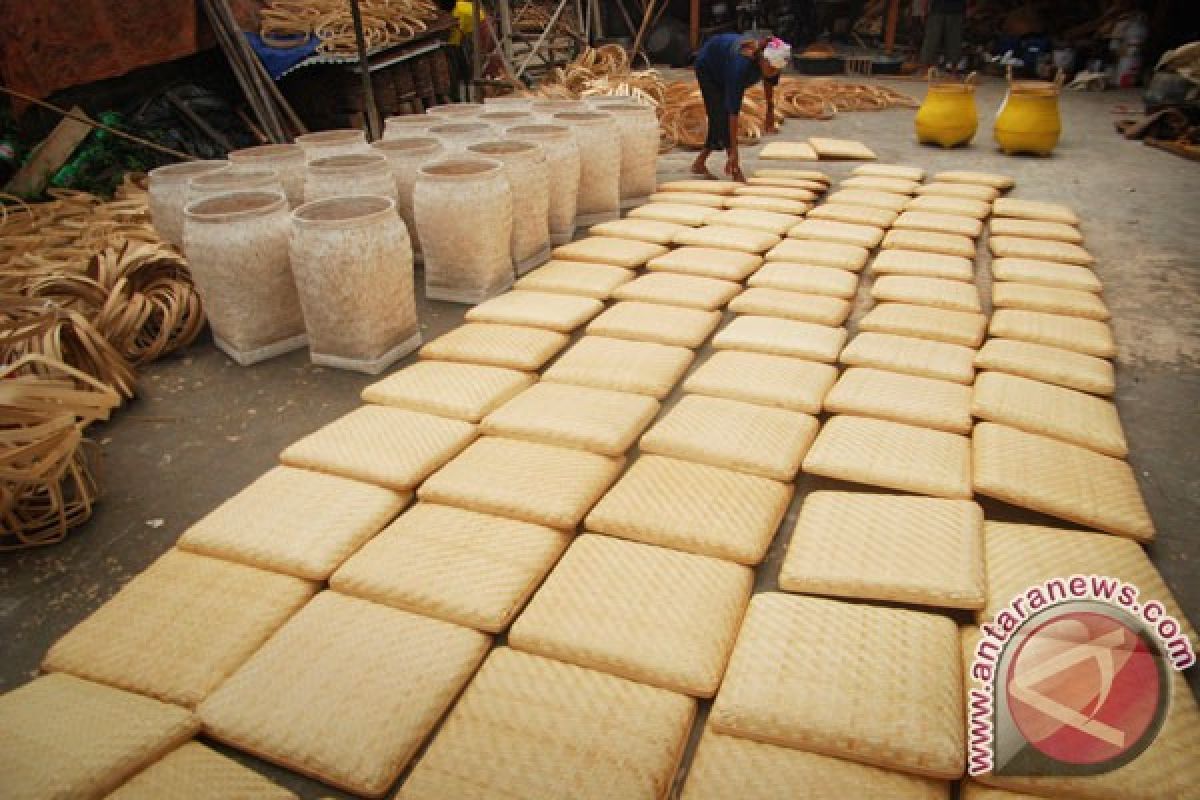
(612, 272), (741, 310)
(714, 315), (848, 363)
(989, 309), (1116, 358)
(806, 202), (898, 228)
(826, 189), (910, 211)
(711, 208), (803, 235)
(589, 217), (690, 245)
(871, 249), (974, 281)
(933, 169), (1014, 189)
(587, 301), (720, 348)
(481, 381), (659, 456)
(0, 673), (198, 800)
(178, 466), (408, 580)
(802, 414), (972, 499)
(683, 350), (838, 413)
(674, 224), (782, 253)
(396, 648), (695, 800)
(629, 202), (722, 226)
(852, 163), (925, 181)
(905, 193), (991, 219)
(991, 257), (1102, 292)
(975, 338), (1115, 396)
(657, 179), (740, 194)
(418, 436), (624, 529)
(198, 591), (490, 798)
(647, 245), (764, 281)
(788, 218), (884, 248)
(992, 281), (1110, 320)
(871, 275), (982, 313)
(748, 262), (859, 298)
(809, 137), (877, 160)
(992, 197), (1079, 225)
(973, 422), (1154, 540)
(882, 229), (976, 259)
(465, 290), (603, 332)
(780, 491), (985, 609)
(859, 303), (987, 348)
(639, 394), (819, 481)
(753, 167), (831, 183)
(729, 287), (851, 326)
(840, 331), (976, 384)
(892, 210), (983, 238)
(418, 322), (569, 371)
(723, 195), (811, 215)
(746, 176), (826, 191)
(552, 236), (669, 268)
(280, 405), (477, 491)
(989, 217), (1083, 243)
(710, 593), (964, 778)
(733, 185), (817, 202)
(514, 259), (634, 299)
(989, 235), (1095, 265)
(840, 175), (920, 194)
(765, 238), (869, 271)
(330, 502), (569, 633)
(585, 454), (791, 565)
(509, 533), (753, 697)
(972, 370), (1127, 456)
(107, 742), (294, 800)
(913, 182), (999, 202)
(362, 360), (534, 422)
(759, 140), (818, 160)
(824, 367), (973, 434)
(648, 190), (726, 208)
(542, 335), (695, 399)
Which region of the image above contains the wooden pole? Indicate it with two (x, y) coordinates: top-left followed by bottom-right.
(472, 0), (483, 102)
(690, 0), (699, 50)
(884, 0), (900, 55)
(348, 0), (382, 140)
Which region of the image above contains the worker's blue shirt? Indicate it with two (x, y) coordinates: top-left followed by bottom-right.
(695, 33), (763, 114)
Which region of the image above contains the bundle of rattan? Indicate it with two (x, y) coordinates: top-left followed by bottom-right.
(0, 355), (119, 551)
(658, 83), (785, 151)
(513, 0), (581, 38)
(259, 0), (439, 54)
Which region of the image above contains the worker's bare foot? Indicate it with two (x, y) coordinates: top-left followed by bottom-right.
(691, 155), (716, 179)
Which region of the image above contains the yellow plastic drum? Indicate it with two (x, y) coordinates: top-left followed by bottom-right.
(995, 72), (1064, 156)
(915, 71), (979, 148)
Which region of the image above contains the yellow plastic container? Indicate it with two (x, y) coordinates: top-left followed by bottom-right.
(915, 70), (978, 148)
(995, 72), (1064, 156)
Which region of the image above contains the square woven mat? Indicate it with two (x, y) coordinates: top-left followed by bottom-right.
(106, 742), (294, 800)
(882, 229), (976, 259)
(628, 202), (721, 227)
(933, 170), (1014, 189)
(808, 137), (877, 159)
(893, 211), (983, 238)
(711, 208), (803, 235)
(905, 194), (991, 219)
(990, 217), (1083, 243)
(648, 191), (727, 208)
(542, 335), (695, 399)
(840, 331), (976, 384)
(729, 287), (851, 326)
(714, 316), (847, 363)
(361, 360), (534, 422)
(683, 350), (838, 414)
(807, 203), (899, 228)
(647, 246), (764, 281)
(991, 257), (1102, 292)
(464, 290), (603, 332)
(748, 262), (859, 298)
(871, 249), (975, 282)
(824, 367), (973, 434)
(514, 260), (634, 299)
(871, 275), (982, 313)
(418, 322), (569, 371)
(551, 236), (668, 268)
(974, 338), (1115, 396)
(612, 272), (742, 310)
(853, 163), (925, 181)
(586, 301), (721, 348)
(590, 217), (689, 245)
(765, 239), (869, 271)
(840, 175), (919, 194)
(992, 197), (1079, 225)
(859, 303), (987, 348)
(674, 224), (782, 254)
(759, 141), (818, 160)
(723, 195), (811, 215)
(992, 281), (1110, 321)
(914, 182), (999, 202)
(827, 189), (910, 211)
(989, 236), (1094, 266)
(788, 219), (884, 249)
(989, 309), (1116, 358)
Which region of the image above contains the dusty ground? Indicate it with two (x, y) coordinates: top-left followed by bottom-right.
(1, 77), (1196, 797)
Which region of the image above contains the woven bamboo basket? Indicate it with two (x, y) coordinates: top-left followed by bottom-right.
(187, 168), (285, 205)
(303, 153), (397, 205)
(294, 129), (369, 162)
(384, 114), (437, 139)
(147, 160), (230, 248)
(604, 104), (659, 208)
(467, 140), (550, 274)
(507, 123), (580, 245)
(371, 137), (445, 263)
(552, 111), (619, 225)
(429, 122), (497, 153)
(227, 144), (307, 207)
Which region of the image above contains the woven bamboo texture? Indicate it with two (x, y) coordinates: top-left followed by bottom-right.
(628, 202), (721, 226)
(754, 168), (831, 183)
(464, 290), (603, 332)
(871, 275), (982, 313)
(765, 239), (869, 271)
(991, 257), (1103, 291)
(551, 236), (667, 268)
(758, 141), (818, 160)
(824, 367), (973, 434)
(840, 175), (920, 194)
(673, 225), (782, 254)
(658, 179), (740, 195)
(788, 219), (884, 249)
(586, 454), (790, 565)
(882, 229), (976, 259)
(586, 301), (720, 347)
(648, 191), (726, 208)
(992, 281), (1110, 320)
(779, 491), (985, 609)
(418, 322), (569, 371)
(803, 414), (972, 499)
(807, 203), (898, 228)
(683, 350), (838, 414)
(361, 361), (534, 422)
(871, 249), (974, 281)
(989, 309), (1116, 358)
(714, 316), (847, 363)
(589, 217), (689, 245)
(975, 338), (1115, 396)
(748, 262), (859, 298)
(840, 331), (976, 384)
(514, 260), (634, 299)
(853, 164), (925, 181)
(723, 195), (811, 215)
(933, 170), (1014, 189)
(395, 648), (695, 800)
(709, 593), (964, 779)
(107, 742), (296, 799)
(612, 272), (741, 310)
(734, 185), (817, 202)
(972, 422), (1153, 540)
(710, 209), (802, 235)
(859, 303), (987, 348)
(826, 189), (910, 211)
(905, 194), (991, 219)
(989, 217), (1083, 244)
(893, 211), (983, 238)
(992, 197), (1079, 225)
(330, 502), (569, 633)
(808, 138), (877, 159)
(542, 335), (694, 399)
(746, 177), (823, 192)
(989, 236), (1095, 265)
(914, 182), (999, 202)
(730, 288), (850, 326)
(509, 533), (752, 696)
(646, 246), (763, 282)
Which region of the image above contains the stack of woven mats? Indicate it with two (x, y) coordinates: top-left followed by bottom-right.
(2, 160), (1195, 800)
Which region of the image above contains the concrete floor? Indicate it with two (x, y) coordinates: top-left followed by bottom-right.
(1, 77), (1196, 797)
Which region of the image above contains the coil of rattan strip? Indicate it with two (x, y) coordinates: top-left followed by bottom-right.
(859, 303), (987, 348)
(824, 367), (973, 434)
(586, 454), (790, 565)
(989, 217), (1084, 244)
(465, 290), (603, 332)
(648, 246), (764, 281)
(729, 287), (851, 326)
(612, 272), (741, 310)
(542, 335), (695, 399)
(765, 239), (869, 271)
(0, 674), (199, 800)
(395, 648), (695, 800)
(803, 414), (972, 499)
(748, 262), (859, 298)
(840, 175), (920, 195)
(992, 197), (1079, 225)
(840, 331), (976, 384)
(198, 591), (489, 798)
(710, 208), (803, 235)
(826, 189), (911, 211)
(806, 203), (899, 228)
(723, 195), (811, 215)
(892, 211), (983, 238)
(975, 338), (1115, 396)
(362, 361), (534, 422)
(419, 322), (569, 371)
(639, 394), (819, 481)
(972, 371), (1127, 457)
(684, 350), (837, 413)
(419, 436), (624, 529)
(989, 236), (1095, 266)
(509, 533), (753, 697)
(658, 179), (741, 195)
(589, 217), (690, 245)
(905, 194), (991, 219)
(882, 229), (976, 259)
(871, 275), (982, 313)
(989, 309), (1116, 358)
(754, 168), (831, 183)
(788, 218), (885, 249)
(674, 224), (782, 254)
(514, 260), (634, 299)
(746, 176), (826, 191)
(913, 182), (999, 202)
(177, 466), (409, 580)
(991, 257), (1102, 292)
(973, 422), (1153, 540)
(779, 491), (985, 609)
(280, 405), (476, 491)
(682, 727), (949, 800)
(106, 742), (295, 800)
(933, 170), (1014, 189)
(871, 249), (974, 282)
(585, 301), (720, 348)
(629, 202), (723, 226)
(759, 140), (819, 161)
(710, 593), (964, 778)
(330, 502), (569, 633)
(43, 550), (316, 708)
(551, 236), (669, 268)
(714, 316), (848, 363)
(992, 281), (1110, 320)
(481, 381), (659, 456)
(852, 163), (926, 181)
(808, 137), (878, 160)
(733, 185), (818, 202)
(648, 190), (727, 208)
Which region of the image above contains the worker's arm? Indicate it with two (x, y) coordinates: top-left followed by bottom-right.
(763, 80), (777, 134)
(727, 113), (744, 182)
